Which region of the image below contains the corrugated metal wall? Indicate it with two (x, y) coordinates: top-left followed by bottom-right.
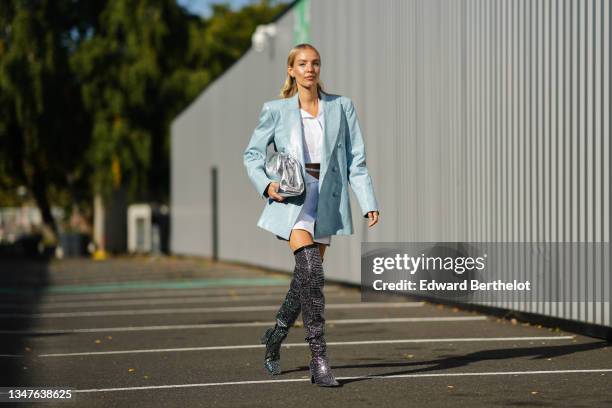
(171, 0), (610, 328)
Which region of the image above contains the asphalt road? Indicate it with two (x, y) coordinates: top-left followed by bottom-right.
(0, 256), (610, 408)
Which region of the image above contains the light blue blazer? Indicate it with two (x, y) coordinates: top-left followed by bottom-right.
(243, 91), (379, 240)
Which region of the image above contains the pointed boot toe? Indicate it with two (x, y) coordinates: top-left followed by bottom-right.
(309, 356), (340, 387)
(264, 359), (282, 375)
(261, 324), (288, 376)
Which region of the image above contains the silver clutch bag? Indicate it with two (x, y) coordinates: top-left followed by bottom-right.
(265, 151), (305, 197)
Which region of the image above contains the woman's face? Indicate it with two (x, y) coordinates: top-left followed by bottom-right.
(288, 48), (321, 90)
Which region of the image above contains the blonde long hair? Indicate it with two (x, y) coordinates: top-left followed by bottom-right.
(279, 43), (325, 98)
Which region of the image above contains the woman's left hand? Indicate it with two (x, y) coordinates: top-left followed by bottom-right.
(367, 211), (379, 227)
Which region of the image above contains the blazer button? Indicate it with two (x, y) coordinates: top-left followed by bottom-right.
(332, 166), (337, 172)
(332, 192), (338, 197)
(337, 142), (342, 147)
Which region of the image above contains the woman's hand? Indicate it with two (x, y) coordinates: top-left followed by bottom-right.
(367, 211), (379, 227)
(267, 182), (285, 202)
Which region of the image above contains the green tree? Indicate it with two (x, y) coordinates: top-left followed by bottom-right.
(0, 0), (96, 240)
(72, 0), (288, 205)
(72, 0), (181, 203)
(197, 1), (288, 80)
(0, 0), (290, 246)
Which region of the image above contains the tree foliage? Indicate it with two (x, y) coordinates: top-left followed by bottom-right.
(0, 0), (94, 234)
(0, 0), (289, 239)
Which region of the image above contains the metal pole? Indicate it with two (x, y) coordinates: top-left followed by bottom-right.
(211, 166), (218, 262)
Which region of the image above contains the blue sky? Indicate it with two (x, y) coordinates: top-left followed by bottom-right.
(177, 0), (262, 18)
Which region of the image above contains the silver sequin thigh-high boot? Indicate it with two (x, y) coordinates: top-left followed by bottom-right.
(261, 265), (302, 375)
(294, 243), (340, 387)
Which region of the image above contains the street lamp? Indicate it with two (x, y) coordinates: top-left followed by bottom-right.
(252, 23), (277, 55)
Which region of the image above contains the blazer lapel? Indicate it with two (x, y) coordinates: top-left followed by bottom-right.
(284, 91), (341, 184)
(319, 91), (340, 184)
(285, 93), (305, 169)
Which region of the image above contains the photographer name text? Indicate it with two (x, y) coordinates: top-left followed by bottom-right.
(372, 279), (531, 291)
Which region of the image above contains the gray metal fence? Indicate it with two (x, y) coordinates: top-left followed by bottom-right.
(171, 0), (611, 329)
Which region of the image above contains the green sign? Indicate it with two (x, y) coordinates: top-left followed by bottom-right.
(293, 0), (311, 44)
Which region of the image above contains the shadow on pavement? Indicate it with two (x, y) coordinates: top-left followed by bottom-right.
(0, 245), (52, 387)
(332, 341), (611, 385)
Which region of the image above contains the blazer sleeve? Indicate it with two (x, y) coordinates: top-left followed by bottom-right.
(343, 98), (379, 218)
(243, 102), (276, 199)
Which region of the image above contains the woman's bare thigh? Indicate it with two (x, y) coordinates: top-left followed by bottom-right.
(288, 229), (327, 261)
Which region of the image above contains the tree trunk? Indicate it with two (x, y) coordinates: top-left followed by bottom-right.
(93, 193), (105, 253)
(30, 168), (58, 244)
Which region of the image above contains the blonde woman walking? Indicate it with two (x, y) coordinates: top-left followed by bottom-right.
(243, 43), (379, 387)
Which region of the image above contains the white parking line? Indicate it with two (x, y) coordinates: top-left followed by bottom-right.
(0, 293), (357, 310)
(38, 336), (575, 357)
(26, 286), (347, 303)
(0, 302), (425, 319)
(0, 316), (487, 335)
(0, 354), (23, 358)
(73, 367), (610, 392)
